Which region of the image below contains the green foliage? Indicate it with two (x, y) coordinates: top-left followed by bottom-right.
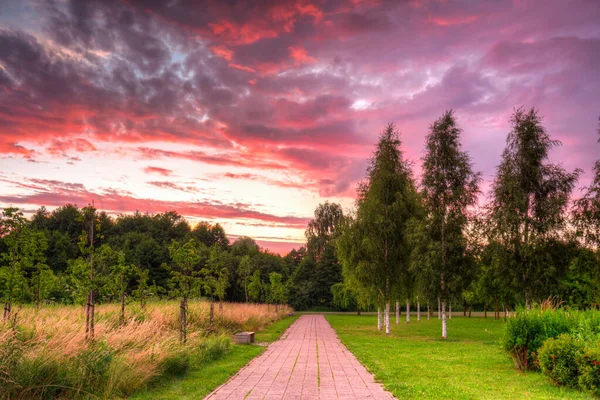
(166, 239), (208, 300)
(410, 110), (480, 335)
(502, 310), (573, 370)
(267, 272), (286, 304)
(577, 345), (600, 395)
(247, 269), (263, 303)
(538, 334), (585, 388)
(487, 108), (581, 306)
(338, 124), (421, 311)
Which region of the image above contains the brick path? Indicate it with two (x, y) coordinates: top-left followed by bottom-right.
(205, 315), (395, 400)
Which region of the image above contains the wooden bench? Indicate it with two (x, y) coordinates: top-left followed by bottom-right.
(234, 331), (255, 344)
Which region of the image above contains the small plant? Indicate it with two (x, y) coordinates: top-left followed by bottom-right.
(538, 334), (584, 388)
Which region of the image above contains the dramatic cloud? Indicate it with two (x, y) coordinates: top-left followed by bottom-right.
(1, 0), (599, 251)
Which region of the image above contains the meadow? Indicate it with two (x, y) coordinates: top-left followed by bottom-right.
(0, 300), (292, 399)
(326, 314), (593, 400)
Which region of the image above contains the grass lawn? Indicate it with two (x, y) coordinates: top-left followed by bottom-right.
(326, 315), (592, 400)
(130, 315), (299, 399)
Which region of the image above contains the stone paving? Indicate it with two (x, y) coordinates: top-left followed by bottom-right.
(205, 314), (395, 400)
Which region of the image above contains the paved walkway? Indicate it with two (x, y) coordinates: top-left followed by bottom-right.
(205, 315), (395, 400)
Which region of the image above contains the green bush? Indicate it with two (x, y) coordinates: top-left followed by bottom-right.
(577, 345), (600, 395)
(538, 334), (584, 388)
(199, 334), (231, 362)
(502, 310), (573, 370)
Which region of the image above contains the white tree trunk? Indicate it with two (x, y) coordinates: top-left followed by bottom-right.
(438, 297), (441, 319)
(442, 300), (447, 339)
(406, 299), (410, 323)
(377, 307), (382, 331)
(385, 301), (390, 335)
(427, 302), (430, 320)
(449, 302), (452, 320)
(395, 301), (399, 324)
(417, 298), (421, 322)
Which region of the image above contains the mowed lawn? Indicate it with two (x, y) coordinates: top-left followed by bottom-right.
(326, 314), (592, 400)
(130, 315), (299, 400)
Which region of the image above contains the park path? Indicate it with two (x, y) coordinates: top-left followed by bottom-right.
(205, 314), (395, 400)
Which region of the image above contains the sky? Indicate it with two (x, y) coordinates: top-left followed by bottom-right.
(0, 0), (599, 254)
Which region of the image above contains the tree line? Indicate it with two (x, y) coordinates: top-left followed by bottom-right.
(1, 107), (599, 340)
(0, 202), (338, 328)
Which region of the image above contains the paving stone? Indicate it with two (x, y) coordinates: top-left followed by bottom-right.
(205, 315), (395, 399)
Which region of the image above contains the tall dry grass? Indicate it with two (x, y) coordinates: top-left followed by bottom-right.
(0, 300), (292, 399)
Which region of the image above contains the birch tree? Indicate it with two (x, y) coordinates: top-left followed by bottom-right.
(410, 110), (481, 339)
(487, 108), (580, 307)
(337, 124), (421, 334)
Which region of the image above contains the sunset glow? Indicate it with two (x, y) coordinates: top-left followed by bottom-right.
(1, 0), (599, 253)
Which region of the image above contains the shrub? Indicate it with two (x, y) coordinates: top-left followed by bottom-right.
(577, 344), (600, 395)
(538, 334), (584, 388)
(199, 334), (231, 362)
(502, 310), (573, 370)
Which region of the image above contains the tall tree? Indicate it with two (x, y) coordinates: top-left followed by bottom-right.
(573, 118), (600, 250)
(410, 110), (480, 339)
(487, 108), (580, 307)
(338, 124), (421, 334)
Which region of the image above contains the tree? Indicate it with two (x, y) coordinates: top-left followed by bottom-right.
(0, 208), (28, 319)
(487, 108), (580, 308)
(238, 255), (252, 302)
(306, 202), (345, 261)
(78, 205), (98, 340)
(203, 246), (233, 318)
(410, 110), (481, 338)
(573, 118), (600, 250)
(104, 247), (135, 325)
(166, 239), (207, 343)
(191, 222), (229, 248)
(268, 272), (287, 312)
(23, 229), (51, 309)
(338, 124), (421, 334)
(248, 269), (263, 303)
(132, 266), (151, 309)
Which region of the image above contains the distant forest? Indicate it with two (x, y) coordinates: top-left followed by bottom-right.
(1, 108), (599, 316)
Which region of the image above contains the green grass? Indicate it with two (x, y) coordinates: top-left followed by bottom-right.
(326, 315), (592, 400)
(130, 315), (298, 399)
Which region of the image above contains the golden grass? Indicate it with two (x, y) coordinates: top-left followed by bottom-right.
(0, 300), (292, 399)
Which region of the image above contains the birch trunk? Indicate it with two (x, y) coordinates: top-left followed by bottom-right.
(377, 307), (382, 331)
(441, 300), (447, 339)
(417, 298), (421, 322)
(385, 301), (390, 335)
(437, 297), (441, 319)
(406, 299), (410, 323)
(449, 302), (452, 320)
(427, 302), (430, 320)
(395, 301), (399, 324)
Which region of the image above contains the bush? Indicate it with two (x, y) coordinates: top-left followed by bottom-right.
(577, 345), (600, 395)
(538, 334), (584, 388)
(502, 310), (573, 370)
